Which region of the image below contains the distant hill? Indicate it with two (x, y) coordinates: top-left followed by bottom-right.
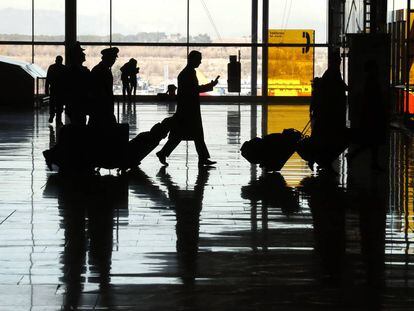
(0, 7), (211, 43)
(0, 7), (117, 36)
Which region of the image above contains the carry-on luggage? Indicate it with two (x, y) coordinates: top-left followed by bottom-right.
(124, 117), (173, 169)
(43, 123), (130, 173)
(241, 128), (303, 171)
(91, 123), (130, 170)
(296, 128), (350, 168)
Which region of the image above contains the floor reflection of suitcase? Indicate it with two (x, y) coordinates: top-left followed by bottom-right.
(241, 128), (302, 171)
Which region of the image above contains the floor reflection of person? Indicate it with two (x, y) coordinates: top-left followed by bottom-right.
(301, 173), (346, 283)
(157, 166), (211, 284)
(43, 175), (127, 310)
(300, 172), (386, 299)
(156, 50), (219, 167)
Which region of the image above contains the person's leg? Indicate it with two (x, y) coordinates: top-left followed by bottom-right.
(156, 138), (180, 165)
(55, 99), (64, 126)
(49, 95), (56, 123)
(194, 138), (210, 161)
(194, 138), (216, 166)
(122, 82), (127, 102)
(127, 83), (132, 102)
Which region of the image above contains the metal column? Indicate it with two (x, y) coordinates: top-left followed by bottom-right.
(251, 0), (258, 96)
(65, 0), (77, 66)
(262, 0), (269, 98)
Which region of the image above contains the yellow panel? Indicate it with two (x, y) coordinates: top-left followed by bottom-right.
(266, 105), (310, 135)
(266, 105), (312, 184)
(409, 12), (414, 85)
(268, 30), (315, 97)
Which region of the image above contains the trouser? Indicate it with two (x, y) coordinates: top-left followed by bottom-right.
(49, 94), (64, 123)
(158, 137), (210, 161)
(122, 81), (131, 101)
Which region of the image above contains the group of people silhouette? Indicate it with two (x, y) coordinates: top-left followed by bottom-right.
(44, 42), (387, 174)
(44, 43), (220, 171)
(120, 58), (139, 102)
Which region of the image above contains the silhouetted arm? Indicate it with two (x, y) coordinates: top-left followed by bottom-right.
(198, 82), (214, 93)
(198, 75), (219, 93)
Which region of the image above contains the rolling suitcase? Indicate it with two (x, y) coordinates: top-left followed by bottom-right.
(124, 117), (172, 169)
(296, 128), (350, 168)
(241, 128), (303, 171)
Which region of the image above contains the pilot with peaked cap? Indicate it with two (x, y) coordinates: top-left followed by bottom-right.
(89, 47), (119, 126)
(66, 41), (91, 125)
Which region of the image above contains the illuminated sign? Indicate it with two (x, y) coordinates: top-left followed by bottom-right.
(268, 29), (315, 97)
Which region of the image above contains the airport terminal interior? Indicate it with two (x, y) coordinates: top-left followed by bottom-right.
(1, 1), (414, 310)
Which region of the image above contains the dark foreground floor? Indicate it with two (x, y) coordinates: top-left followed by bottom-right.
(0, 104), (413, 310)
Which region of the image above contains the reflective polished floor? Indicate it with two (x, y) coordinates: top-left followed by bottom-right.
(0, 103), (413, 310)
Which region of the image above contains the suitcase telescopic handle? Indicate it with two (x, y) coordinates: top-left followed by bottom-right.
(301, 120), (311, 136)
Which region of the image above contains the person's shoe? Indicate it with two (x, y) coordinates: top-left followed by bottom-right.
(156, 152), (168, 166)
(198, 159), (217, 167)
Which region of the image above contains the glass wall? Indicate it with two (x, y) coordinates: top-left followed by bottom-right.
(189, 0), (251, 43)
(0, 45), (32, 63)
(34, 45), (65, 69)
(112, 0), (187, 42)
(114, 47), (188, 95)
(269, 0), (328, 43)
(78, 0), (110, 41)
(0, 1), (32, 41)
(0, 0), (329, 98)
(34, 0), (64, 41)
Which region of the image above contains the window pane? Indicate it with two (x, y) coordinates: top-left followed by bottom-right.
(34, 45), (65, 71)
(190, 0), (251, 43)
(34, 0), (64, 41)
(112, 0), (187, 42)
(344, 0), (364, 33)
(269, 0), (327, 44)
(191, 47), (251, 95)
(78, 0), (110, 41)
(0, 45), (32, 63)
(0, 1), (31, 41)
(388, 0), (406, 11)
(81, 46), (187, 95)
(314, 47), (328, 78)
(114, 46), (187, 95)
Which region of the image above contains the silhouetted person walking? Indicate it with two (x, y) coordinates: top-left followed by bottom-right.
(46, 55), (67, 125)
(66, 42), (91, 125)
(156, 50), (219, 167)
(89, 47), (119, 126)
(130, 58), (139, 99)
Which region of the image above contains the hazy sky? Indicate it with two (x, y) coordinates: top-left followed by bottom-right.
(0, 0), (407, 42)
